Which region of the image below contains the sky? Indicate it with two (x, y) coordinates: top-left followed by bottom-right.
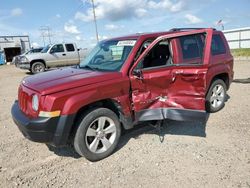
(0, 0), (250, 48)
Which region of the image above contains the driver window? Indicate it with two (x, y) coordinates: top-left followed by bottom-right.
(137, 40), (172, 69)
(51, 44), (64, 53)
(134, 39), (154, 61)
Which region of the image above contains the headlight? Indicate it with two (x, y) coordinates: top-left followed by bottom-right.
(32, 95), (39, 111)
(20, 56), (28, 63)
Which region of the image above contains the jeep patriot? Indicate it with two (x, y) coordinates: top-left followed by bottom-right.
(11, 28), (234, 161)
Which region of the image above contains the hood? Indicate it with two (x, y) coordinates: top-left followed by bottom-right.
(24, 53), (44, 61)
(22, 67), (122, 95)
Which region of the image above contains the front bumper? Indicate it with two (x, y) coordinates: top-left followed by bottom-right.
(11, 101), (75, 146)
(15, 62), (30, 69)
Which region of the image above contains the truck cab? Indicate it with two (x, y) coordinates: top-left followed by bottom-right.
(16, 43), (87, 74)
(12, 28), (234, 161)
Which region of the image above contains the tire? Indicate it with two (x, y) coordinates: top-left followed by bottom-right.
(31, 62), (45, 74)
(206, 79), (227, 113)
(74, 108), (121, 161)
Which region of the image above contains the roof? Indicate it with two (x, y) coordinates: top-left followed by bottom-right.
(110, 31), (175, 41)
(108, 28), (215, 41)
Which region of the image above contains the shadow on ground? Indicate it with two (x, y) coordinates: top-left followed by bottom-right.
(25, 72), (32, 75)
(47, 114), (210, 159)
(46, 144), (81, 159)
(117, 114), (209, 152)
(233, 78), (250, 84)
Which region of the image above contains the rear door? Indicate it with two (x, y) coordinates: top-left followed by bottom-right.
(130, 29), (213, 122)
(65, 43), (80, 65)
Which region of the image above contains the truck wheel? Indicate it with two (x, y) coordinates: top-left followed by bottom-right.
(31, 62), (45, 74)
(74, 108), (121, 161)
(206, 79), (227, 113)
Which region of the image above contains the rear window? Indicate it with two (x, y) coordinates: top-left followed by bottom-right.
(211, 34), (226, 55)
(179, 34), (204, 60)
(65, 44), (75, 52)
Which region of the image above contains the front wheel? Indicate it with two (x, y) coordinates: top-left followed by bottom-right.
(31, 62), (45, 74)
(74, 108), (121, 161)
(206, 79), (227, 113)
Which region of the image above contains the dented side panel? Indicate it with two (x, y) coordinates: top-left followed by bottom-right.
(131, 66), (207, 113)
(130, 30), (213, 121)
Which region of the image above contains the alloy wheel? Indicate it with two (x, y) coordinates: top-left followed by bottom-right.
(85, 116), (117, 154)
(210, 84), (225, 108)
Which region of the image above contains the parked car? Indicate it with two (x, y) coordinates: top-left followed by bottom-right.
(11, 28), (234, 161)
(15, 43), (88, 74)
(12, 47), (44, 65)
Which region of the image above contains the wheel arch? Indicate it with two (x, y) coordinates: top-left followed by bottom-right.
(30, 59), (46, 68)
(69, 98), (133, 140)
(207, 73), (229, 93)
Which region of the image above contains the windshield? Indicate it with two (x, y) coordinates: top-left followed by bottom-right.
(41, 45), (51, 53)
(24, 48), (42, 55)
(79, 39), (136, 71)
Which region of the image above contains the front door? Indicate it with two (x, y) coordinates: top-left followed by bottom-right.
(130, 29), (213, 122)
(47, 44), (68, 67)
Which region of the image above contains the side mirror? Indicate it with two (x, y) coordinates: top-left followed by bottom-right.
(132, 69), (143, 80)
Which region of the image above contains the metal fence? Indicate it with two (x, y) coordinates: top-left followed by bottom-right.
(223, 27), (250, 49)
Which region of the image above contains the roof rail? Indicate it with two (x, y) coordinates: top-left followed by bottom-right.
(170, 28), (216, 31)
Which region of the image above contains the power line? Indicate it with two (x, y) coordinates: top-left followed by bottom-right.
(40, 26), (53, 45)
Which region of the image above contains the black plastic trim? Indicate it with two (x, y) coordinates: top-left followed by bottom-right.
(52, 113), (76, 146)
(11, 101), (75, 146)
(135, 108), (207, 122)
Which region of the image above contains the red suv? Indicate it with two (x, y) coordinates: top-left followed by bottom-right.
(11, 28), (234, 161)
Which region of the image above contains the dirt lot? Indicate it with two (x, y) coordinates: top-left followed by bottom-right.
(0, 61), (250, 188)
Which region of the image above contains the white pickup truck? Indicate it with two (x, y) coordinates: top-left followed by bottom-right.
(16, 43), (88, 74)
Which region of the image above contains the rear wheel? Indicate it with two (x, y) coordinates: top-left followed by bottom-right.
(31, 62), (45, 74)
(74, 108), (121, 161)
(206, 79), (227, 113)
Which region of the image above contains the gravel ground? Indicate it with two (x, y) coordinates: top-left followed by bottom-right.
(0, 61), (250, 188)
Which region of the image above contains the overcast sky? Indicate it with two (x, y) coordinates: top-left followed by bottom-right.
(0, 0), (249, 48)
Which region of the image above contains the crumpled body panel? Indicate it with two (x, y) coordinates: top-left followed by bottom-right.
(131, 66), (207, 121)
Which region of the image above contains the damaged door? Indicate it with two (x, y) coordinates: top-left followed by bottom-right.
(130, 29), (213, 122)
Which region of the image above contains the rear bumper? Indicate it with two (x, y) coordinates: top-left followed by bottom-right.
(11, 101), (75, 146)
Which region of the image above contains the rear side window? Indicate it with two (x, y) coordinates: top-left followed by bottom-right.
(65, 44), (75, 52)
(211, 34), (226, 55)
(179, 34), (204, 60)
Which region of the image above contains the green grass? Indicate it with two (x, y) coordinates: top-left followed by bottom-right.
(231, 48), (250, 57)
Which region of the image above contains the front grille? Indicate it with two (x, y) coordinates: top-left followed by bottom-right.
(18, 86), (29, 114)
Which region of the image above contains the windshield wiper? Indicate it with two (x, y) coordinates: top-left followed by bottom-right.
(80, 65), (101, 71)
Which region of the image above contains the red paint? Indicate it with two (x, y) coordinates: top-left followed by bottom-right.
(18, 28), (233, 121)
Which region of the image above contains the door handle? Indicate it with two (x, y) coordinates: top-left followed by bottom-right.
(175, 70), (183, 75)
(172, 71), (199, 82)
(62, 53), (66, 56)
(174, 71), (196, 77)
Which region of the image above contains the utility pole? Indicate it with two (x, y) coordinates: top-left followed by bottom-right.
(91, 0), (99, 42)
(40, 26), (53, 45)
